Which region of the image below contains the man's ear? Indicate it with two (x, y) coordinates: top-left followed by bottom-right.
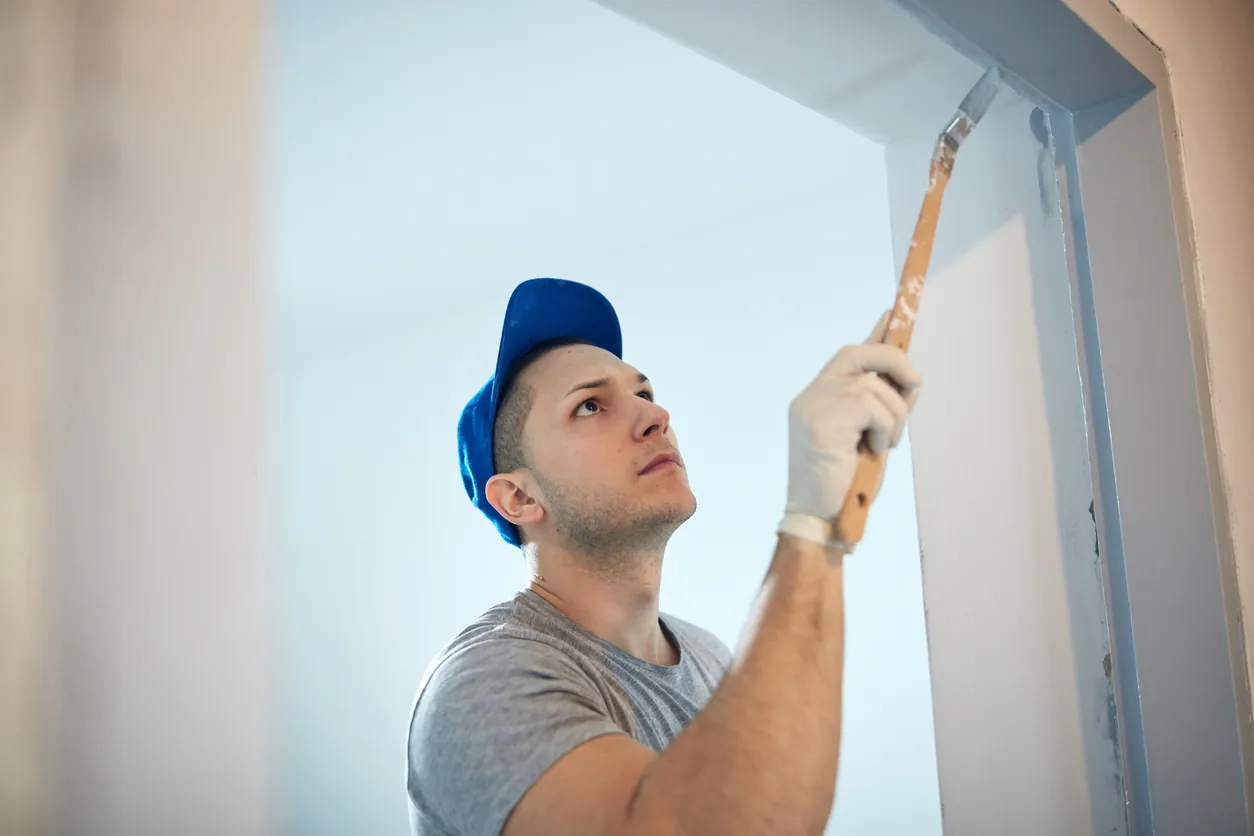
(485, 472), (545, 530)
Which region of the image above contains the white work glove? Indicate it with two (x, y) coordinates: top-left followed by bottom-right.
(778, 311), (923, 549)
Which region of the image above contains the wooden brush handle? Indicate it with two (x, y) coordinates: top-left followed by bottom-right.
(831, 160), (950, 550)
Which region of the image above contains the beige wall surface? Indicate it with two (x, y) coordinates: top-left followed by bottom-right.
(0, 1), (69, 833)
(25, 2), (273, 835)
(1112, 0), (1254, 694)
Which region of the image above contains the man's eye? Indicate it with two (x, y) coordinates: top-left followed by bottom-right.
(574, 399), (600, 417)
(639, 390), (654, 402)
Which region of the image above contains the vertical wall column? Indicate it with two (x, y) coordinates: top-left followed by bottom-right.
(1067, 90), (1251, 835)
(0, 1), (71, 833)
(47, 3), (275, 835)
(887, 98), (1128, 835)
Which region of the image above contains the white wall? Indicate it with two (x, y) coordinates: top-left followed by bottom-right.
(1109, 0), (1254, 716)
(273, 2), (941, 834)
(886, 98), (1125, 834)
(271, 0), (890, 366)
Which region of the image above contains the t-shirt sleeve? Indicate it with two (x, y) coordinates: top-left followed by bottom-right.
(407, 637), (629, 836)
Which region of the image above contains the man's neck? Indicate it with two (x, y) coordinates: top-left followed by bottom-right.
(525, 544), (678, 667)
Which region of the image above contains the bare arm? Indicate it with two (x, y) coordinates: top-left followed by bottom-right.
(504, 532), (846, 836)
(631, 531), (847, 835)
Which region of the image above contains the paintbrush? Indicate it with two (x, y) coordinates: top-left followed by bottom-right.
(831, 65), (1002, 553)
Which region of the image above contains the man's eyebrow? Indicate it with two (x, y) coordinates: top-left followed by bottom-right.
(564, 373), (650, 397)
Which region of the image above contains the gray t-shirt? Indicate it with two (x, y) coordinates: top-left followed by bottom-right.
(406, 589), (733, 836)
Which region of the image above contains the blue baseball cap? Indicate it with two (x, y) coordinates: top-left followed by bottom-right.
(459, 278), (623, 546)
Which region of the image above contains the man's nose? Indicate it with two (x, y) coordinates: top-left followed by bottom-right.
(634, 397), (671, 441)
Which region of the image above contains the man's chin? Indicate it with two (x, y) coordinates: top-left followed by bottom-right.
(659, 494), (698, 527)
(628, 492), (695, 534)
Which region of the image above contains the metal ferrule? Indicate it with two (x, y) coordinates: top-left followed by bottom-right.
(931, 111), (976, 174)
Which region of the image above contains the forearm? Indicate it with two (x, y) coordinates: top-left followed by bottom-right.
(628, 533), (847, 836)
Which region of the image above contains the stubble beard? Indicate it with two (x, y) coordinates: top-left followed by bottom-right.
(533, 470), (696, 580)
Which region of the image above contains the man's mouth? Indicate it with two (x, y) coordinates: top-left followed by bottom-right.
(639, 452), (683, 475)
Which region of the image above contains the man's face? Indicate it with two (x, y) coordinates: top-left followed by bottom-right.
(516, 343), (696, 561)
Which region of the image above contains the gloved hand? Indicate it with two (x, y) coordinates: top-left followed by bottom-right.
(778, 311), (923, 549)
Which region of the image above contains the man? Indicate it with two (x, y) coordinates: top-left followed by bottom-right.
(407, 277), (921, 836)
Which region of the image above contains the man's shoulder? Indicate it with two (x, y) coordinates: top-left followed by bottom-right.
(415, 597), (572, 699)
(411, 594), (610, 729)
(406, 598), (627, 836)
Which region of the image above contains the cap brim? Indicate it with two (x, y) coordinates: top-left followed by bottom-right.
(489, 278), (623, 415)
